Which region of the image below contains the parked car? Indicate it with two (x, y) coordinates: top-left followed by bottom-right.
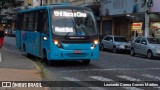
(5, 29), (16, 37)
(130, 37), (160, 59)
(10, 30), (16, 37)
(100, 35), (130, 53)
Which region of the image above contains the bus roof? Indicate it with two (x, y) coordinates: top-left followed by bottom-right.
(17, 5), (91, 13)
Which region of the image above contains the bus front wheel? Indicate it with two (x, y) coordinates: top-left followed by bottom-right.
(82, 60), (90, 65)
(42, 50), (48, 64)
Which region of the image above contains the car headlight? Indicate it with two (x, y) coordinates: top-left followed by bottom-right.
(118, 44), (125, 49)
(156, 48), (160, 53)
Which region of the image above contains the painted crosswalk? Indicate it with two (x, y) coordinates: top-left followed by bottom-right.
(89, 76), (113, 81)
(62, 77), (81, 81)
(62, 74), (160, 90)
(142, 74), (160, 81)
(62, 77), (107, 90)
(117, 75), (141, 81)
(90, 76), (143, 90)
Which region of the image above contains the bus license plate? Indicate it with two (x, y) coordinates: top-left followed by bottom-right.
(74, 50), (82, 54)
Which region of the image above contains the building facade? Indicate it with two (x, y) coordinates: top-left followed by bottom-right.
(100, 0), (160, 39)
(100, 0), (146, 39)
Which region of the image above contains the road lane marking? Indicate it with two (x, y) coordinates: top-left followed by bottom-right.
(0, 52), (2, 63)
(62, 77), (106, 90)
(59, 68), (160, 72)
(142, 74), (160, 81)
(156, 87), (160, 89)
(117, 75), (144, 90)
(142, 74), (160, 90)
(62, 77), (80, 81)
(117, 75), (141, 81)
(90, 76), (143, 90)
(124, 87), (143, 90)
(89, 87), (107, 90)
(89, 76), (113, 81)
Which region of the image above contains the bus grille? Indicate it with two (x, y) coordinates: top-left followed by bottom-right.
(66, 53), (88, 57)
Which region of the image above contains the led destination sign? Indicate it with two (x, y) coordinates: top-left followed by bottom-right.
(54, 11), (87, 17)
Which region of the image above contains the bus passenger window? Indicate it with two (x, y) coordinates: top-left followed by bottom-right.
(34, 12), (38, 31)
(23, 14), (28, 31)
(43, 11), (49, 34)
(28, 13), (34, 31)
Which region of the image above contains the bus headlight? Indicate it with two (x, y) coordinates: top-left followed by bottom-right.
(94, 40), (99, 45)
(54, 40), (59, 45)
(91, 40), (98, 49)
(53, 40), (63, 48)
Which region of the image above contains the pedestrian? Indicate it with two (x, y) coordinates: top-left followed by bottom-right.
(0, 25), (4, 48)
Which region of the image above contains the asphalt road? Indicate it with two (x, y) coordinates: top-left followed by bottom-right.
(4, 36), (160, 90)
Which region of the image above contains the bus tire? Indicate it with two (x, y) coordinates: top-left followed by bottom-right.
(23, 44), (31, 57)
(82, 60), (90, 65)
(42, 50), (48, 64)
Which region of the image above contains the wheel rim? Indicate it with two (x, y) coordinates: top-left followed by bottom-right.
(101, 46), (104, 51)
(148, 52), (151, 58)
(113, 47), (116, 53)
(131, 49), (134, 55)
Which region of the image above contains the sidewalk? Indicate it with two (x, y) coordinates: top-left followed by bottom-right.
(0, 47), (48, 90)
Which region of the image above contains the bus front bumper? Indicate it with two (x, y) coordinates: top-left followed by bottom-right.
(48, 49), (99, 60)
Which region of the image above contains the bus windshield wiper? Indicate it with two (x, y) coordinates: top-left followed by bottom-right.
(64, 32), (71, 37)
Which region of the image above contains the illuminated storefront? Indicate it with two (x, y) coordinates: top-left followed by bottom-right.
(150, 22), (160, 38)
(131, 22), (143, 38)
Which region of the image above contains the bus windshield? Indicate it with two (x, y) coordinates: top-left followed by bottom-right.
(51, 9), (97, 36)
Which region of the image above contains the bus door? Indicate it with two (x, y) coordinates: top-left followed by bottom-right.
(30, 11), (43, 56)
(16, 14), (23, 49)
(39, 10), (50, 58)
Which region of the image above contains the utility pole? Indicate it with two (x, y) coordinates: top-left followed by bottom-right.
(40, 0), (43, 6)
(144, 0), (150, 37)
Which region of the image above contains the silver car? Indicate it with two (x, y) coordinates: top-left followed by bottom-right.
(130, 37), (160, 59)
(100, 35), (130, 53)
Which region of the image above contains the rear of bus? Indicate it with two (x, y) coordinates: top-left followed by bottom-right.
(48, 6), (99, 63)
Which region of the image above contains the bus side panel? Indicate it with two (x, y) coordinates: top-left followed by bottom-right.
(16, 30), (21, 49)
(23, 32), (41, 57)
(28, 32), (41, 57)
(41, 33), (50, 59)
(21, 31), (27, 51)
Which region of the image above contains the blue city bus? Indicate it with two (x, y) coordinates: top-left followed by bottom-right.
(15, 4), (99, 65)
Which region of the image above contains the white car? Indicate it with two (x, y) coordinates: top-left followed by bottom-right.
(100, 35), (130, 53)
(130, 37), (160, 59)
